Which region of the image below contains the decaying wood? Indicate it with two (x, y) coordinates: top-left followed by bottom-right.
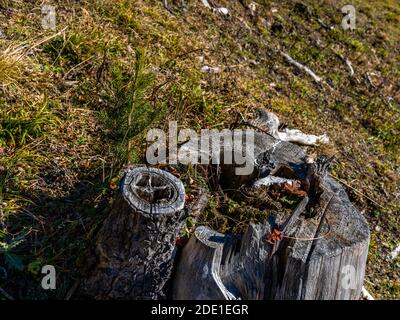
(172, 224), (270, 300)
(250, 109), (329, 146)
(172, 226), (239, 300)
(178, 129), (309, 190)
(173, 179), (369, 299)
(253, 176), (295, 188)
(173, 132), (370, 300)
(188, 187), (209, 218)
(280, 196), (309, 234)
(84, 167), (186, 299)
(302, 155), (334, 209)
(85, 125), (369, 300)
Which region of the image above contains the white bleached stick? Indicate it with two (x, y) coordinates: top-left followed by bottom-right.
(277, 129), (329, 146)
(200, 0), (211, 8)
(361, 287), (374, 300)
(256, 111), (329, 146)
(345, 58), (355, 76)
(280, 51), (322, 83)
(200, 0), (229, 15)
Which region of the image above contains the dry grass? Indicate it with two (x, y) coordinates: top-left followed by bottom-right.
(0, 44), (28, 89)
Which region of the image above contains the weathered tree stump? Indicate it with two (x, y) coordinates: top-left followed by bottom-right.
(84, 127), (369, 300)
(172, 131), (370, 300)
(84, 167), (186, 299)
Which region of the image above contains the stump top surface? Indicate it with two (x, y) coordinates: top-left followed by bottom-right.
(122, 167), (185, 216)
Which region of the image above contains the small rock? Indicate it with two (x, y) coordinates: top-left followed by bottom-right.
(215, 7), (229, 15)
(375, 225), (382, 232)
(201, 65), (221, 74)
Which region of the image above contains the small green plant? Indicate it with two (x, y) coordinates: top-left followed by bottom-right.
(181, 216), (195, 239)
(101, 48), (164, 176)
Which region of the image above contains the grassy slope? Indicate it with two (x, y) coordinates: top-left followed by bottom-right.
(0, 0), (399, 299)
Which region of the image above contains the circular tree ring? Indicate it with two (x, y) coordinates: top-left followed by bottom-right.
(84, 166), (187, 299)
(122, 167), (185, 216)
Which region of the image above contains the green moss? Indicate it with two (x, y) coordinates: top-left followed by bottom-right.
(348, 38), (368, 53)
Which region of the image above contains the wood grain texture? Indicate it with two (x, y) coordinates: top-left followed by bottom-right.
(173, 132), (370, 300)
(83, 167), (186, 299)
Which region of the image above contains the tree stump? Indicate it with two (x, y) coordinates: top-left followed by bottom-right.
(84, 130), (369, 300)
(172, 132), (370, 300)
(84, 167), (186, 299)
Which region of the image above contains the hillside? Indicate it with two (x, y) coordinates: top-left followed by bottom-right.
(0, 0), (399, 299)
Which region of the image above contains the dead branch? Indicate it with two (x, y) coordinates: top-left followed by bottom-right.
(332, 50), (355, 77)
(251, 109), (329, 146)
(280, 51), (322, 83)
(361, 286), (374, 300)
